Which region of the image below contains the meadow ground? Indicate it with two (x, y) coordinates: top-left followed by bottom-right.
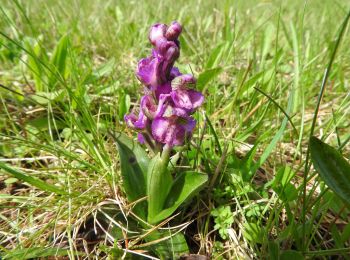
(1, 0), (350, 259)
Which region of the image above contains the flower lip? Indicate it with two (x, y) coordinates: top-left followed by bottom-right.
(151, 116), (196, 146)
(124, 111), (148, 130)
(171, 89), (204, 112)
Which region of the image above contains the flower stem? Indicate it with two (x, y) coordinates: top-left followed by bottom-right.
(161, 144), (171, 164)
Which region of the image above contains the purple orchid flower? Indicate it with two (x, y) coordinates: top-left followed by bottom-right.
(125, 21), (204, 149)
(152, 116), (196, 146)
(124, 111), (147, 130)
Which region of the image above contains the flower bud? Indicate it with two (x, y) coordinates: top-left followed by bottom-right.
(165, 21), (182, 41)
(124, 111), (147, 130)
(159, 45), (179, 82)
(149, 23), (167, 46)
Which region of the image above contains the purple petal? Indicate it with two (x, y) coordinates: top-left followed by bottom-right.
(137, 133), (145, 144)
(171, 107), (189, 117)
(171, 89), (204, 112)
(183, 117), (196, 132)
(170, 89), (193, 110)
(149, 23), (167, 46)
(170, 67), (182, 79)
(141, 95), (157, 119)
(124, 113), (138, 128)
(125, 111), (147, 130)
(165, 21), (182, 41)
(187, 89), (204, 109)
(136, 56), (159, 87)
(158, 44), (179, 82)
(155, 94), (171, 117)
(154, 82), (172, 99)
(133, 111), (148, 129)
(151, 117), (170, 143)
(151, 116), (196, 146)
(174, 117), (196, 145)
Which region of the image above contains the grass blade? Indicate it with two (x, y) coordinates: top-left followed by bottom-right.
(0, 162), (69, 195)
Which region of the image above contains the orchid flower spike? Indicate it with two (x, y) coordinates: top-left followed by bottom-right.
(125, 21), (204, 151)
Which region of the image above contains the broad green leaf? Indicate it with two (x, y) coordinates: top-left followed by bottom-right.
(151, 171), (208, 224)
(147, 154), (173, 224)
(275, 183), (298, 202)
(272, 166), (295, 187)
(280, 250), (304, 260)
(29, 90), (64, 105)
(197, 67), (223, 91)
(310, 136), (350, 204)
(146, 230), (189, 259)
(49, 34), (69, 87)
(113, 133), (149, 218)
(272, 166), (297, 202)
(0, 162), (69, 195)
(26, 116), (66, 131)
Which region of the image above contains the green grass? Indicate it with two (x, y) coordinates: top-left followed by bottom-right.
(1, 0), (350, 259)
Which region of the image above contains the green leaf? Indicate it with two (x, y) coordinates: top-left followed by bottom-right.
(151, 171), (208, 224)
(243, 222), (264, 244)
(280, 250), (304, 260)
(206, 43), (227, 68)
(49, 34), (69, 87)
(0, 162), (69, 195)
(197, 67), (223, 91)
(268, 241), (280, 260)
(272, 166), (297, 202)
(4, 177), (18, 184)
(310, 136), (350, 204)
(147, 154), (173, 224)
(26, 116), (66, 131)
(3, 247), (71, 259)
(113, 133), (149, 218)
(29, 90), (64, 105)
(272, 166), (295, 187)
(23, 37), (45, 92)
(146, 230), (189, 259)
(240, 142), (260, 182)
(118, 91), (131, 121)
